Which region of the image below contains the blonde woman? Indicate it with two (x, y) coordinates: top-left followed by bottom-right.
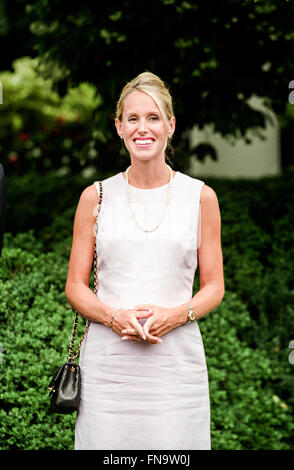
(65, 72), (224, 450)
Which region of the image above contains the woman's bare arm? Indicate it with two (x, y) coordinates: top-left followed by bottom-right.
(65, 185), (114, 326)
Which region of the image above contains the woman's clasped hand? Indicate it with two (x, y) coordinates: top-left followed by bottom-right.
(111, 304), (183, 344)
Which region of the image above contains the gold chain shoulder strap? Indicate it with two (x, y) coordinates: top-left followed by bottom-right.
(68, 180), (103, 362)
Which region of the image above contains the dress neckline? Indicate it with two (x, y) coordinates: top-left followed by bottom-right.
(120, 170), (178, 191)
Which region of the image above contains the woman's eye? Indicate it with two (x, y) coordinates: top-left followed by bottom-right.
(127, 116), (158, 122)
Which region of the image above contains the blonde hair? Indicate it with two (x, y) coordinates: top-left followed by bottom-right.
(116, 72), (175, 161)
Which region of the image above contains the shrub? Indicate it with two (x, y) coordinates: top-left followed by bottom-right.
(0, 232), (86, 449)
(200, 292), (294, 450)
(0, 231), (293, 450)
(0, 57), (101, 178)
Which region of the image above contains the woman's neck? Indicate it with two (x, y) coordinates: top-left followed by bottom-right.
(122, 163), (175, 189)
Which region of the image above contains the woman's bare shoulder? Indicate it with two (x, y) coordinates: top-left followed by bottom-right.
(80, 183), (99, 202)
(73, 184), (100, 222)
(200, 184), (219, 206)
(77, 184), (101, 213)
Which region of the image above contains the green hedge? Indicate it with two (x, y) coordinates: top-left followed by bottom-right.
(1, 171), (294, 449)
(0, 232), (79, 449)
(201, 293), (293, 450)
(0, 230), (293, 450)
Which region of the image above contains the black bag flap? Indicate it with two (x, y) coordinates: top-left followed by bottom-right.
(48, 362), (79, 392)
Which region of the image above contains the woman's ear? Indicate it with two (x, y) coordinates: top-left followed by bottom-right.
(168, 116), (176, 138)
(115, 118), (123, 138)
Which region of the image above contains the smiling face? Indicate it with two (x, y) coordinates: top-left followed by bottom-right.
(115, 89), (175, 162)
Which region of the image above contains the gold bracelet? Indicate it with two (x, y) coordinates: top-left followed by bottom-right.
(110, 308), (123, 330)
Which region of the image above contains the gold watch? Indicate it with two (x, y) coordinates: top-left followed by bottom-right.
(186, 302), (196, 323)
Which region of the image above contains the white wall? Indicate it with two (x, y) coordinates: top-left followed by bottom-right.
(189, 97), (281, 179)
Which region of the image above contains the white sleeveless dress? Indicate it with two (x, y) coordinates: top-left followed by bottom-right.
(74, 171), (210, 450)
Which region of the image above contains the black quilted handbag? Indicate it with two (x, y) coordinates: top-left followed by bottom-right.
(48, 181), (103, 414)
(48, 362), (81, 414)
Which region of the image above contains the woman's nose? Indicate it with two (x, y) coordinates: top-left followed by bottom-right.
(138, 119), (147, 133)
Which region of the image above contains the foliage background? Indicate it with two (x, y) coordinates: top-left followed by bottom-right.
(1, 172), (293, 450)
(1, 0), (294, 176)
